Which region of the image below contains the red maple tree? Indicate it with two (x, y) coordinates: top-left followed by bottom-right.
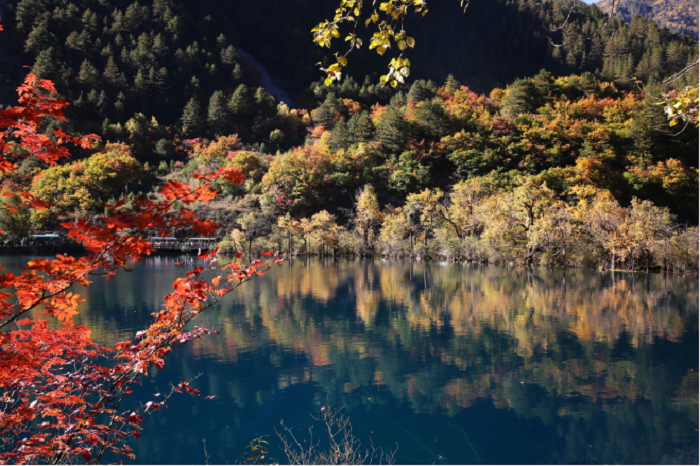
(0, 70), (280, 463)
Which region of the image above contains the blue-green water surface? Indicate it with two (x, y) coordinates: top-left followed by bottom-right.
(3, 256), (698, 464)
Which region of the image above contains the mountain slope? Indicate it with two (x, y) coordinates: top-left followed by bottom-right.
(0, 0), (696, 142)
(596, 0), (699, 39)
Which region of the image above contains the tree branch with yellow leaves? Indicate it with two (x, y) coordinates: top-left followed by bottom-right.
(312, 0), (468, 87)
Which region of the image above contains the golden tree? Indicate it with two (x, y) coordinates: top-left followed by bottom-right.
(405, 188), (445, 247)
(311, 210), (340, 255)
(353, 184), (383, 252)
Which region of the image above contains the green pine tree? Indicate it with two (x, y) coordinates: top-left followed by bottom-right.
(444, 74), (460, 94)
(348, 111), (375, 144)
(77, 59), (100, 87)
(221, 45), (238, 66)
(31, 47), (58, 81)
(255, 87), (277, 119)
(313, 92), (344, 129)
(207, 90), (231, 136)
(328, 120), (351, 153)
(407, 80), (436, 103)
(232, 63), (243, 82)
(182, 96), (204, 134)
(228, 84), (255, 123)
(415, 99), (450, 140)
(24, 19), (55, 54)
(376, 109), (408, 154)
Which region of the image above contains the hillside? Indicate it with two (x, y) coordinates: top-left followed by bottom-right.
(596, 0), (699, 40)
(221, 0), (698, 93)
(0, 0), (697, 238)
(1, 1), (697, 115)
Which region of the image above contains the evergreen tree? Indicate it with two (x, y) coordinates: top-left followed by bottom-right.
(207, 90), (231, 136)
(407, 80), (437, 103)
(220, 45), (238, 66)
(444, 74), (460, 94)
(82, 9), (99, 33)
(327, 120), (351, 153)
(31, 47), (58, 81)
(77, 59), (100, 87)
(134, 70), (148, 93)
(232, 63), (244, 82)
(228, 84), (255, 123)
(101, 117), (112, 138)
(24, 19), (55, 54)
(100, 44), (114, 59)
(348, 111), (375, 144)
(74, 91), (86, 108)
(389, 91), (407, 109)
(415, 99), (450, 140)
(580, 72), (598, 96)
(339, 76), (360, 100)
(181, 96), (203, 134)
(152, 67), (169, 92)
(255, 87), (277, 119)
(87, 89), (99, 105)
(153, 34), (168, 57)
(15, 0), (47, 30)
(216, 33), (228, 50)
(96, 91), (108, 115)
(501, 78), (539, 117)
(313, 92), (344, 129)
(532, 69), (556, 102)
(376, 109), (408, 154)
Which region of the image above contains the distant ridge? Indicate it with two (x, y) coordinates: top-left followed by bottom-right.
(596, 0), (699, 40)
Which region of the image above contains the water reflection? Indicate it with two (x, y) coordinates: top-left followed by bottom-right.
(2, 256), (696, 464)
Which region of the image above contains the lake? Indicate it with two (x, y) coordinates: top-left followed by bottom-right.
(3, 256), (697, 464)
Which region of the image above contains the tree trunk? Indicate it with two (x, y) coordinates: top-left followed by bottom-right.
(611, 253), (615, 272)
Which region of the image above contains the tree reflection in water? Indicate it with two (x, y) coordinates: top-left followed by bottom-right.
(18, 256), (695, 464)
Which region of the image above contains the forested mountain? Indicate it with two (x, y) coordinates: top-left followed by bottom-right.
(0, 0), (696, 143)
(596, 0), (699, 40)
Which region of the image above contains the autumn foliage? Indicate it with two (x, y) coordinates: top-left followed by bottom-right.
(0, 73), (279, 464)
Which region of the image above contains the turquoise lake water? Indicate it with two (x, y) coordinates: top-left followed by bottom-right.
(3, 256), (697, 464)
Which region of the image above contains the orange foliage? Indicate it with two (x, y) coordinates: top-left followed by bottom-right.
(190, 135), (243, 166)
(627, 158), (699, 197)
(370, 103), (387, 124)
(310, 125), (326, 138)
(342, 98), (362, 116)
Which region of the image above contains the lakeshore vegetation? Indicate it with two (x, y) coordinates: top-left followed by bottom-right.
(3, 71), (697, 272)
